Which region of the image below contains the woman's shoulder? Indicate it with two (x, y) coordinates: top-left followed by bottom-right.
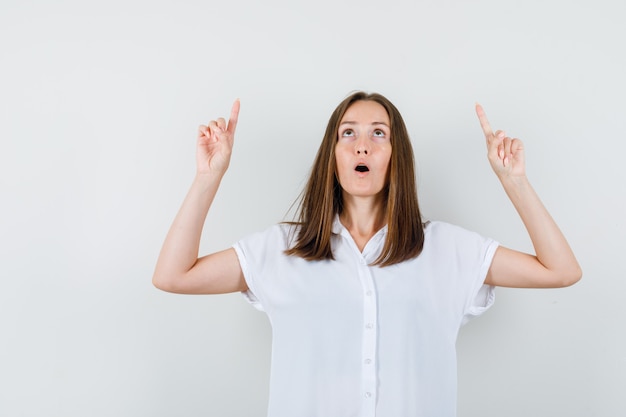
(236, 222), (300, 249)
(424, 219), (468, 234)
(423, 220), (493, 246)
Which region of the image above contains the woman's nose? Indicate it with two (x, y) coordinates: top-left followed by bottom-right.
(355, 138), (369, 155)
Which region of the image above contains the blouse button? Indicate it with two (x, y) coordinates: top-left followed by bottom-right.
(365, 392), (372, 398)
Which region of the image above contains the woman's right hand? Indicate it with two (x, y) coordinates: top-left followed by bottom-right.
(153, 98), (246, 295)
(197, 99), (240, 176)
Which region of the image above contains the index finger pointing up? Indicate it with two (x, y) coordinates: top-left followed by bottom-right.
(227, 99), (240, 134)
(475, 103), (493, 139)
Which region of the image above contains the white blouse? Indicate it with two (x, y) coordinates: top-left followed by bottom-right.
(233, 218), (498, 417)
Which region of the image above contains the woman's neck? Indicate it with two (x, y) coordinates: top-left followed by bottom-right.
(339, 195), (386, 252)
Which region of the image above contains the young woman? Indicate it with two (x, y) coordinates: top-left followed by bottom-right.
(153, 92), (581, 417)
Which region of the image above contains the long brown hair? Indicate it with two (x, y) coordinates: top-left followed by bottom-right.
(285, 91), (425, 266)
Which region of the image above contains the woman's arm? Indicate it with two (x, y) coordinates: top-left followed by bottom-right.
(152, 100), (248, 294)
(476, 104), (582, 288)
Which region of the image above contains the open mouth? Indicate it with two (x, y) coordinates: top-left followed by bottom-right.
(355, 165), (370, 173)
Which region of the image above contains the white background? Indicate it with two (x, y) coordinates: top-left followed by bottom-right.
(1, 0), (624, 416)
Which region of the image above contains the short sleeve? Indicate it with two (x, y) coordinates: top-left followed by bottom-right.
(423, 221), (499, 327)
(233, 236), (265, 312)
(461, 239), (498, 325)
(232, 224), (293, 313)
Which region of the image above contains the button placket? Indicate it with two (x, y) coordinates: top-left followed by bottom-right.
(358, 254), (378, 416)
(339, 226), (382, 417)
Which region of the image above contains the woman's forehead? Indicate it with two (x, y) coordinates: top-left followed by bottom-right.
(341, 100), (390, 125)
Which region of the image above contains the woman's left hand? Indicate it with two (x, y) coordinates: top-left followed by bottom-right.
(475, 104), (526, 179)
(474, 103), (582, 288)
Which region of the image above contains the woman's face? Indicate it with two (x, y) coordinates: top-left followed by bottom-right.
(335, 100), (392, 200)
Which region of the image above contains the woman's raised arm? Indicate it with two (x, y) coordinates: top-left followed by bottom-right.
(152, 100), (247, 294)
(475, 104), (582, 288)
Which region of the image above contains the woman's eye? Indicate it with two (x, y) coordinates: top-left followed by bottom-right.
(341, 129), (355, 137)
(373, 129), (386, 137)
